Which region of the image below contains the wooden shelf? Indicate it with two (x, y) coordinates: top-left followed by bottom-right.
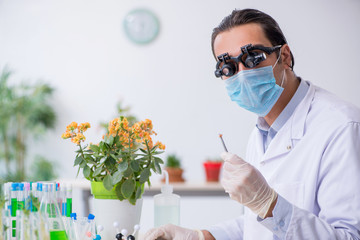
(58, 178), (227, 196)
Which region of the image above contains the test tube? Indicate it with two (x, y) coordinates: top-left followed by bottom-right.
(11, 183), (19, 239)
(17, 183), (25, 211)
(66, 184), (72, 217)
(61, 185), (67, 217)
(24, 182), (30, 211)
(56, 183), (62, 216)
(34, 182), (43, 212)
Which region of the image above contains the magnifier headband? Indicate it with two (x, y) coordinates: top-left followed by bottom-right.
(214, 44), (282, 78)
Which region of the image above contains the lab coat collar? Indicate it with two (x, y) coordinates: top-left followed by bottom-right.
(260, 81), (315, 162)
(290, 81), (315, 140)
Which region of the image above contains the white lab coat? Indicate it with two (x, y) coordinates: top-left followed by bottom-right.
(209, 81), (360, 239)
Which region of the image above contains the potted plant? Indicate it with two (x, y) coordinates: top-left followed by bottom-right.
(203, 158), (223, 182)
(0, 67), (57, 182)
(62, 116), (165, 239)
(163, 154), (185, 183)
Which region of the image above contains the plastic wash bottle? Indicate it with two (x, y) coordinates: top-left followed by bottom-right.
(154, 170), (180, 227)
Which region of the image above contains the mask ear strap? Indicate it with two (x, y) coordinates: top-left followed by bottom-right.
(280, 69), (286, 87)
(272, 48), (282, 69)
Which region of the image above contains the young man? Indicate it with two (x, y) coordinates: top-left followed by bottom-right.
(145, 9), (360, 240)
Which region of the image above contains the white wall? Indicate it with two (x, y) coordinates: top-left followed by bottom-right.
(1, 0), (359, 181)
(1, 0), (360, 232)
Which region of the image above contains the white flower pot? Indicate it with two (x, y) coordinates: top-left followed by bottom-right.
(90, 198), (143, 239)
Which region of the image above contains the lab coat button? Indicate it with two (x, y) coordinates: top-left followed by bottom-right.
(286, 145), (291, 150)
(279, 220), (285, 227)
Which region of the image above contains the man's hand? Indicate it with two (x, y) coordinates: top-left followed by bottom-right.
(144, 224), (204, 240)
(221, 152), (278, 218)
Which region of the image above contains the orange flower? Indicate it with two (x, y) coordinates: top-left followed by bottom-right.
(120, 117), (129, 131)
(62, 121), (89, 145)
(61, 132), (72, 139)
(66, 122), (78, 132)
(78, 122), (91, 132)
(63, 117), (164, 152)
(156, 141), (166, 150)
(108, 118), (120, 136)
(70, 133), (86, 145)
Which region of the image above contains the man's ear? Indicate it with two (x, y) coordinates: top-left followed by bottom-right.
(281, 44), (292, 70)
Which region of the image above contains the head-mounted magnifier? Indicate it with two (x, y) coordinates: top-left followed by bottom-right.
(214, 44), (282, 78)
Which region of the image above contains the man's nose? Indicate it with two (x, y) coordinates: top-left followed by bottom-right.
(238, 62), (247, 72)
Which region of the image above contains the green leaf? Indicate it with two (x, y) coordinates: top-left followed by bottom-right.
(103, 175), (113, 191)
(130, 160), (140, 172)
(85, 155), (97, 165)
(106, 135), (114, 145)
(121, 179), (135, 199)
(135, 184), (143, 199)
(139, 168), (150, 184)
(79, 161), (87, 168)
(117, 160), (128, 172)
(129, 193), (136, 205)
(139, 148), (147, 154)
(154, 157), (164, 164)
(105, 156), (116, 169)
(154, 158), (162, 174)
(83, 165), (91, 178)
(153, 151), (165, 155)
(110, 153), (118, 161)
(93, 166), (103, 176)
(76, 166), (81, 177)
(74, 156), (83, 166)
(123, 167), (133, 178)
(89, 144), (100, 152)
(115, 183), (125, 200)
(112, 171), (123, 185)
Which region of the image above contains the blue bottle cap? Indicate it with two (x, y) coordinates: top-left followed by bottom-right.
(11, 183), (19, 191)
(94, 235), (101, 240)
(19, 183), (24, 191)
(88, 213), (95, 220)
(70, 212), (77, 220)
(37, 183), (43, 191)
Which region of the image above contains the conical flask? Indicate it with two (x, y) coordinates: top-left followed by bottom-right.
(39, 183), (68, 240)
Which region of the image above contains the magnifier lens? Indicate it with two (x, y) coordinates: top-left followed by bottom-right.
(222, 67), (230, 75)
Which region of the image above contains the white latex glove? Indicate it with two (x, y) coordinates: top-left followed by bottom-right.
(221, 152), (277, 218)
(144, 224), (204, 240)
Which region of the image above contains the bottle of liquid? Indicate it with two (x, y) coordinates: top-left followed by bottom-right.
(39, 183), (68, 240)
(154, 170), (180, 227)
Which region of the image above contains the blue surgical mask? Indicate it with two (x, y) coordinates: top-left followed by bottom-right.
(224, 65), (284, 117)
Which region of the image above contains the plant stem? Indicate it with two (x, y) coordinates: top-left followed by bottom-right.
(16, 112), (25, 181)
(145, 140), (153, 168)
(2, 127), (11, 176)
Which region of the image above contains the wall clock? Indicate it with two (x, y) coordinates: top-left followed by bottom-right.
(123, 8), (160, 45)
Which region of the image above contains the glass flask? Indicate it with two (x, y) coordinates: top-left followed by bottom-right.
(39, 183), (69, 240)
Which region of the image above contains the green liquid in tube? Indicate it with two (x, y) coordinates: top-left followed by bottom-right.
(66, 198), (72, 217)
(11, 198), (17, 237)
(50, 230), (68, 240)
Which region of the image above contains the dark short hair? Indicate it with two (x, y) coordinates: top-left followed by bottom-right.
(211, 8), (294, 70)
